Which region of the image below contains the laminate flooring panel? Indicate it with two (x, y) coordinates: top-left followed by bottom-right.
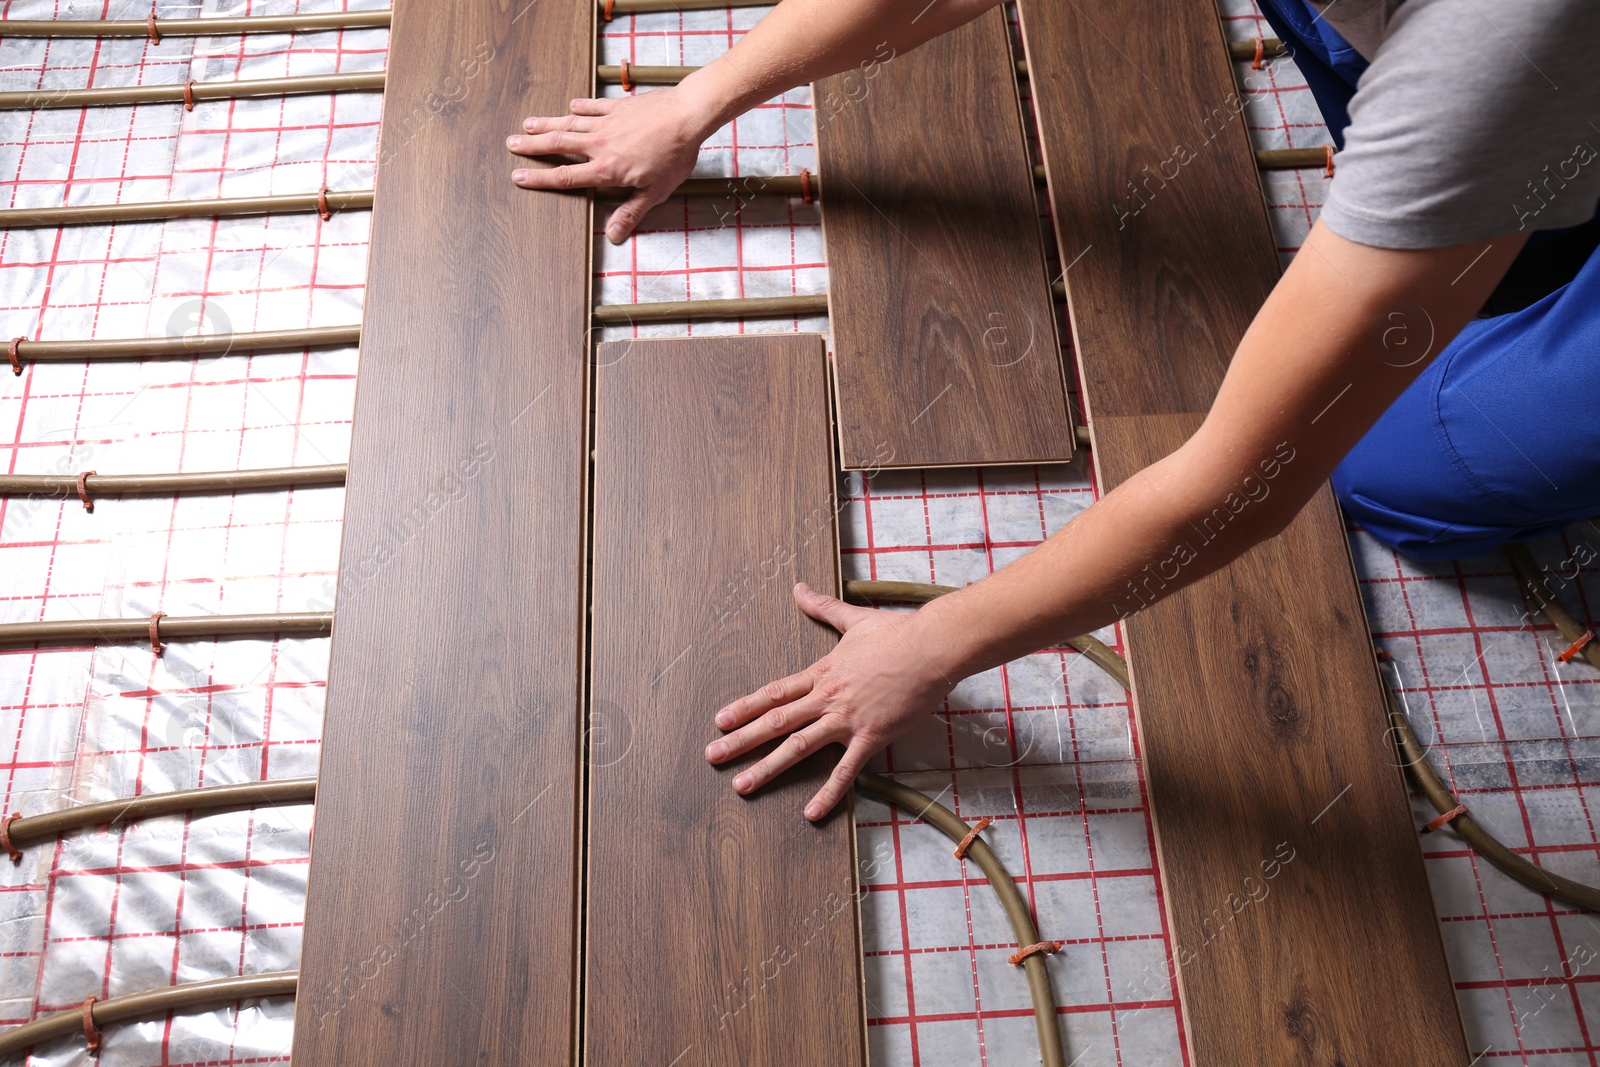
(1018, 0), (1279, 418)
(1019, 0), (1467, 1059)
(1093, 415), (1466, 1066)
(292, 0), (593, 1062)
(586, 334), (867, 1066)
(815, 7), (1074, 470)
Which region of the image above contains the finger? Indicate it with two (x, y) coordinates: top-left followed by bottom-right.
(714, 668), (815, 730)
(512, 162), (608, 191)
(805, 736), (876, 821)
(505, 130), (591, 158)
(568, 97), (615, 116)
(523, 103), (610, 133)
(730, 717), (845, 797)
(794, 581), (873, 634)
(507, 120), (594, 152)
(707, 690), (827, 764)
(603, 190), (658, 244)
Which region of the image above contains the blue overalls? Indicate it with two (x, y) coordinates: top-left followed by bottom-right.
(1257, 0), (1600, 561)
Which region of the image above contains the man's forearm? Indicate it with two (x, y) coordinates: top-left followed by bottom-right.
(908, 434), (1304, 680)
(900, 221), (1529, 682)
(673, 0), (1002, 136)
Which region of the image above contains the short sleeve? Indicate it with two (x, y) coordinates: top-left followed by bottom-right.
(1319, 0), (1600, 249)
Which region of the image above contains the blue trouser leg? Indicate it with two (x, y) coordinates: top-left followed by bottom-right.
(1255, 0), (1600, 560)
(1330, 248), (1600, 560)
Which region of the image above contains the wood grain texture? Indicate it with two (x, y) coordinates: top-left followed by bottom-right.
(587, 335), (867, 1066)
(815, 7), (1073, 470)
(291, 0), (591, 1063)
(1095, 417), (1464, 1065)
(1021, 0), (1467, 1060)
(1018, 0), (1281, 418)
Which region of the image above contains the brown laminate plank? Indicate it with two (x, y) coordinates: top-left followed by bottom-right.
(291, 0), (592, 1062)
(814, 7), (1074, 470)
(1095, 416), (1464, 1065)
(1020, 0), (1467, 1061)
(1018, 0), (1280, 419)
(586, 334), (867, 1066)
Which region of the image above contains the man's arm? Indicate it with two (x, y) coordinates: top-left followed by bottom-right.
(507, 0), (1001, 242)
(705, 220), (1529, 819)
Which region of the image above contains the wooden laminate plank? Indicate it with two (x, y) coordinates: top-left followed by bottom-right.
(1019, 0), (1467, 1062)
(815, 7), (1074, 470)
(1096, 416), (1464, 1065)
(290, 0), (592, 1062)
(1018, 0), (1280, 419)
(586, 334), (867, 1066)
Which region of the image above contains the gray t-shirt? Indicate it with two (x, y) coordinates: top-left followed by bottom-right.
(1310, 0), (1600, 249)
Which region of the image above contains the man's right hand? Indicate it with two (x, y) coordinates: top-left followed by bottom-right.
(509, 87), (712, 244)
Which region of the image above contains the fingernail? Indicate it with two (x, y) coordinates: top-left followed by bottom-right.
(733, 773), (752, 792)
(705, 741), (727, 761)
(513, 169), (527, 182)
(506, 135), (520, 149)
(805, 803), (823, 820)
(714, 709), (733, 728)
(606, 227), (624, 245)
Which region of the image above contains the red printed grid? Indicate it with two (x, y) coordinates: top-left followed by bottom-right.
(1358, 525), (1600, 1065)
(843, 463), (1187, 1067)
(3, 1), (1593, 1065)
(596, 6), (826, 340)
(1, 1), (376, 1062)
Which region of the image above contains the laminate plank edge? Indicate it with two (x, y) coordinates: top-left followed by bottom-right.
(290, 0), (594, 1061)
(586, 334), (867, 1065)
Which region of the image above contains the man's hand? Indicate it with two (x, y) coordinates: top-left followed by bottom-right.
(509, 87), (710, 243)
(507, 0), (1005, 243)
(701, 222), (1529, 822)
(705, 583), (957, 821)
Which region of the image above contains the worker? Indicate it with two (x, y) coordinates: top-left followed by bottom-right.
(507, 0), (1600, 819)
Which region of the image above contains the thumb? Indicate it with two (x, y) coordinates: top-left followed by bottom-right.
(604, 189), (657, 244)
(794, 582), (871, 633)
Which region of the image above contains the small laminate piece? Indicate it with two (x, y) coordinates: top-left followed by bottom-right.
(1019, 0), (1466, 1060)
(586, 334), (866, 1066)
(814, 7), (1073, 469)
(290, 0), (593, 1062)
